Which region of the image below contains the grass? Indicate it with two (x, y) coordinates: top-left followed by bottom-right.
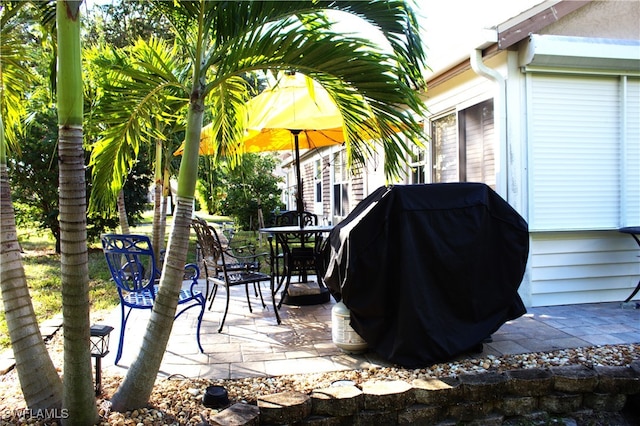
(0, 210), (241, 351)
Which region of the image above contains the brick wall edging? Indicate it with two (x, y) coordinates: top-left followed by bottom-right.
(208, 361), (640, 425)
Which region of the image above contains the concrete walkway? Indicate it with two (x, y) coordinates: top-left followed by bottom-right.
(94, 280), (640, 380)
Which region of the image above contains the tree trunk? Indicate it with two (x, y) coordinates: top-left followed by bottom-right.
(117, 188), (130, 234)
(57, 1), (99, 424)
(111, 92), (205, 411)
(110, 195), (194, 411)
(151, 136), (164, 267)
(58, 124), (98, 425)
(0, 162), (63, 411)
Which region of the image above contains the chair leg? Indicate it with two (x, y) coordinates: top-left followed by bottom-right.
(256, 282), (266, 308)
(195, 294), (205, 353)
(245, 284), (253, 313)
(218, 285), (231, 333)
(115, 304), (128, 365)
(278, 261), (293, 309)
(207, 283), (219, 311)
(271, 277), (281, 325)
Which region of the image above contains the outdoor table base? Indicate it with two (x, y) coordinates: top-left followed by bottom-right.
(619, 226), (640, 304)
(260, 225), (334, 307)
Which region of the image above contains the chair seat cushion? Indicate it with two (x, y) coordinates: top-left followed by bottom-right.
(122, 285), (202, 308)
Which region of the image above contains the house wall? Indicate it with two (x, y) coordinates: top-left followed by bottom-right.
(539, 0), (640, 40)
(530, 230), (640, 306)
(424, 8), (640, 307)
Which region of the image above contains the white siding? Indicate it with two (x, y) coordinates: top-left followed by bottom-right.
(530, 231), (640, 306)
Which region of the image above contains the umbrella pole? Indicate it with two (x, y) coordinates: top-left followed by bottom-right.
(292, 130), (304, 227)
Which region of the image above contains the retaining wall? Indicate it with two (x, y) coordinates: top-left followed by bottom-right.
(207, 362), (640, 425)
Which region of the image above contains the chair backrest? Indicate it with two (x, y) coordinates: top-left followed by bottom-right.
(191, 217), (225, 263)
(101, 234), (159, 297)
(195, 220), (234, 279)
(276, 211), (318, 227)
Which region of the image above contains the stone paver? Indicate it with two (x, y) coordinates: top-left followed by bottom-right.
(1, 279), (638, 381)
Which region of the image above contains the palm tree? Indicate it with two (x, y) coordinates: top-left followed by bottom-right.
(0, 2), (64, 411)
(108, 1), (427, 411)
(87, 37), (189, 254)
(56, 0), (99, 423)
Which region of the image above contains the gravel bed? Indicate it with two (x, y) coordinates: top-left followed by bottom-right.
(0, 331), (638, 425)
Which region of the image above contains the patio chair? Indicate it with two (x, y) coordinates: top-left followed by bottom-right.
(191, 217), (267, 308)
(271, 211), (317, 280)
(191, 218), (278, 331)
(101, 234), (205, 365)
(275, 210), (318, 227)
(272, 211), (325, 304)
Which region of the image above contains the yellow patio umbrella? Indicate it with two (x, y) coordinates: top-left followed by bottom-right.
(240, 73), (348, 216)
(174, 73), (379, 218)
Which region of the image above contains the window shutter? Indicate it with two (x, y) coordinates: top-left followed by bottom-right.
(528, 74), (623, 231)
(624, 78), (640, 226)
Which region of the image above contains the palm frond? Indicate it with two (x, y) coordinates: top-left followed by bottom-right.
(199, 7), (426, 179)
(87, 38), (190, 213)
(0, 15), (40, 155)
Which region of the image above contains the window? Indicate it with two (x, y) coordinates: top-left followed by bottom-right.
(314, 159), (322, 203)
(430, 100), (495, 186)
(409, 146), (426, 184)
(333, 150), (349, 219)
(431, 113), (458, 182)
(314, 158), (323, 215)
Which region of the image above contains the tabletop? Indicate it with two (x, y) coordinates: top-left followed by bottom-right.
(259, 225), (334, 234)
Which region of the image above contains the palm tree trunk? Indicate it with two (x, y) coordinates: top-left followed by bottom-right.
(117, 188), (130, 234)
(57, 1), (98, 423)
(111, 97), (204, 411)
(0, 140), (63, 410)
(151, 136), (164, 263)
(160, 163), (170, 233)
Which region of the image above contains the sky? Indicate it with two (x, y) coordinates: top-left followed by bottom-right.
(419, 0), (547, 72)
(84, 0), (547, 74)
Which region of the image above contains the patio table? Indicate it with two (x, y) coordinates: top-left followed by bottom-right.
(619, 226), (640, 303)
(260, 225), (333, 306)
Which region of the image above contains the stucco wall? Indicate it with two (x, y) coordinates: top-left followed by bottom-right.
(541, 0), (640, 39)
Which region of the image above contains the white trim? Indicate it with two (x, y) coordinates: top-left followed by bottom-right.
(520, 35), (640, 72)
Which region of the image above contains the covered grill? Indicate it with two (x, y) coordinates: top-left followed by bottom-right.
(324, 183), (529, 367)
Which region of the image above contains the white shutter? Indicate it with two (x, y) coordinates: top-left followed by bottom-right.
(464, 101), (495, 187)
(528, 74), (622, 231)
(623, 78), (640, 226)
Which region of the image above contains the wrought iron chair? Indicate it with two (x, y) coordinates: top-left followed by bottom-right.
(191, 218), (277, 331)
(272, 211), (325, 304)
(101, 234), (205, 365)
(191, 217), (267, 308)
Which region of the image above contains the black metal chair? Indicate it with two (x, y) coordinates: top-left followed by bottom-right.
(101, 233), (205, 365)
(271, 211), (329, 307)
(191, 218), (277, 331)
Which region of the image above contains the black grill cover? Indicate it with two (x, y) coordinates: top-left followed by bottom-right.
(324, 183), (529, 368)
